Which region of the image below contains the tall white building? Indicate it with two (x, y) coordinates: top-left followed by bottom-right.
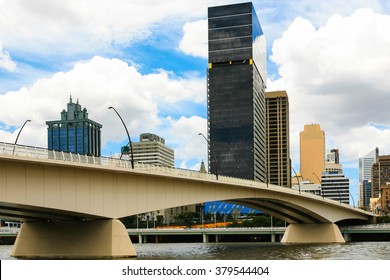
(321, 172), (350, 204)
(132, 133), (174, 167)
(358, 147), (379, 208)
(359, 147), (379, 182)
(322, 148), (350, 204)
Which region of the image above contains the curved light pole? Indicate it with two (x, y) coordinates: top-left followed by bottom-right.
(290, 165), (301, 194)
(349, 192), (356, 208)
(312, 172), (324, 199)
(108, 107), (134, 169)
(12, 119), (31, 155)
(198, 133), (219, 180)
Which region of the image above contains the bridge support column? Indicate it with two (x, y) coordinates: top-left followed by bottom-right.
(11, 219), (137, 259)
(281, 223), (345, 243)
(202, 233), (209, 243)
(343, 232), (351, 242)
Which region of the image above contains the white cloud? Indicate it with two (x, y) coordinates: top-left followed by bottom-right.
(165, 115), (207, 168)
(142, 69), (205, 104)
(178, 20), (208, 58)
(0, 41), (17, 72)
(0, 56), (205, 152)
(0, 0), (227, 58)
(269, 8), (390, 164)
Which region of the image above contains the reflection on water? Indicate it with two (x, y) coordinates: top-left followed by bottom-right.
(2, 242), (390, 260)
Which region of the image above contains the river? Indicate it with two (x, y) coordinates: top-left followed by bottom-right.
(1, 241), (390, 260)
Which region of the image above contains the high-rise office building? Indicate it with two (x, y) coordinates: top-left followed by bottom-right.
(207, 2), (267, 181)
(265, 90), (290, 187)
(359, 147), (379, 182)
(300, 124), (325, 184)
(371, 155), (390, 198)
(325, 149), (342, 173)
(321, 171), (350, 204)
(362, 180), (372, 208)
(131, 133), (174, 167)
(358, 147), (378, 208)
(326, 149), (339, 164)
(321, 149), (350, 204)
(46, 96), (102, 156)
(379, 184), (390, 214)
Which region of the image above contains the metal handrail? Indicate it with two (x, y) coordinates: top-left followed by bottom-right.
(0, 141), (252, 185)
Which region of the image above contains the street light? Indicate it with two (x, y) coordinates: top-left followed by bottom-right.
(12, 119), (31, 155)
(198, 133), (219, 180)
(312, 173), (324, 199)
(108, 107), (134, 169)
(349, 192), (356, 208)
(290, 165), (301, 194)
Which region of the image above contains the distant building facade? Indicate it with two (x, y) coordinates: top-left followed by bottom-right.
(362, 180), (372, 208)
(265, 90), (290, 187)
(358, 147), (379, 208)
(131, 133), (174, 167)
(325, 149), (342, 173)
(291, 175), (321, 196)
(300, 124), (325, 184)
(321, 171), (350, 204)
(359, 148), (379, 182)
(380, 184), (390, 215)
(46, 96), (102, 156)
(207, 2), (267, 181)
(372, 155), (390, 199)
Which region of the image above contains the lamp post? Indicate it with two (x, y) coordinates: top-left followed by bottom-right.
(291, 165), (301, 194)
(108, 107), (134, 169)
(198, 133), (219, 180)
(349, 192), (356, 208)
(12, 119), (31, 155)
(312, 173), (324, 199)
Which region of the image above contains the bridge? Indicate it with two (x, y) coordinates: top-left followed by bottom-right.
(0, 142), (376, 259)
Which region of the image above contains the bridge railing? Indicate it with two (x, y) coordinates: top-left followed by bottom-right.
(0, 141), (235, 182)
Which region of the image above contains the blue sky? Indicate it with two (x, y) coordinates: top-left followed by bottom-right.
(1, 0), (390, 206)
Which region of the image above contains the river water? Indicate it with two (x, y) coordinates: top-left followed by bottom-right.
(1, 241), (390, 260)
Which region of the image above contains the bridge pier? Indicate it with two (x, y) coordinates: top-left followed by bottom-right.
(281, 223), (345, 243)
(202, 232), (209, 243)
(11, 219), (137, 259)
(343, 232), (351, 242)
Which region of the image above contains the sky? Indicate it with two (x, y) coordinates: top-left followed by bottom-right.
(1, 0), (390, 206)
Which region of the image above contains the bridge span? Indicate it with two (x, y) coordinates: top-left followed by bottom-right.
(0, 142), (376, 259)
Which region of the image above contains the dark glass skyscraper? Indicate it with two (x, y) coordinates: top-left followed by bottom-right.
(207, 2), (267, 181)
(46, 96), (102, 156)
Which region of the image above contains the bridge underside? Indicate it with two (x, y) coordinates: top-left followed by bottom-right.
(226, 198), (330, 224)
(224, 198), (347, 244)
(0, 202), (104, 222)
